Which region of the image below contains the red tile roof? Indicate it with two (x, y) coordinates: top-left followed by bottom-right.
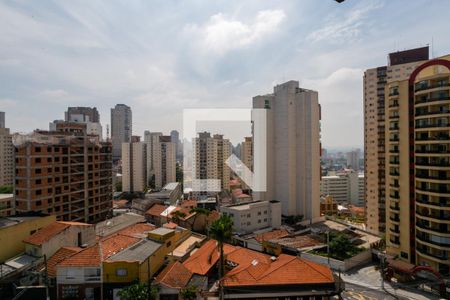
(115, 223), (155, 238)
(47, 247), (82, 277)
(163, 222), (178, 229)
(145, 204), (167, 217)
(223, 254), (335, 287)
(155, 261), (193, 289)
(113, 199), (129, 208)
(226, 247), (272, 266)
(23, 222), (70, 246)
(58, 234), (140, 267)
(58, 244), (101, 267)
(23, 221), (92, 246)
(255, 229), (290, 243)
(183, 240), (235, 275)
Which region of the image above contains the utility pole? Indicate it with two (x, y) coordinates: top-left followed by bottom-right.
(327, 231), (330, 266)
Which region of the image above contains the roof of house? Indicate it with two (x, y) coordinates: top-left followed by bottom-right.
(272, 235), (323, 250)
(183, 240), (236, 275)
(255, 229), (290, 243)
(155, 261), (193, 289)
(58, 234), (140, 267)
(23, 221), (90, 246)
(145, 204), (167, 217)
(222, 254), (335, 287)
(226, 247), (272, 267)
(47, 247), (82, 277)
(108, 239), (162, 263)
(180, 200), (197, 209)
(115, 223), (155, 238)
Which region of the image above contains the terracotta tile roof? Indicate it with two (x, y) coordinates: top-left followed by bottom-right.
(255, 229), (290, 243)
(145, 204), (167, 217)
(58, 244), (101, 267)
(163, 222), (178, 229)
(101, 234), (140, 260)
(223, 254), (335, 287)
(23, 221), (93, 246)
(226, 247), (272, 266)
(57, 234), (140, 267)
(183, 240), (236, 275)
(155, 261), (193, 289)
(47, 247), (82, 277)
(23, 222), (70, 246)
(115, 223), (155, 238)
(113, 199), (129, 208)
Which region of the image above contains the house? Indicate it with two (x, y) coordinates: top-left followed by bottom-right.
(145, 203), (167, 226)
(23, 221), (95, 259)
(0, 213), (56, 262)
(222, 254), (341, 298)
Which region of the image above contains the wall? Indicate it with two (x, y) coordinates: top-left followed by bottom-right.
(0, 215), (56, 262)
(103, 261), (140, 283)
(300, 249), (372, 271)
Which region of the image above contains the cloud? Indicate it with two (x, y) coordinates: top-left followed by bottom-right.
(0, 98), (17, 108)
(185, 9), (285, 55)
(307, 1), (383, 44)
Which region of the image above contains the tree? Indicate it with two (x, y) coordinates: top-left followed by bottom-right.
(180, 285), (198, 300)
(117, 283), (157, 300)
(115, 181), (122, 192)
(0, 185), (13, 194)
(328, 233), (361, 260)
(189, 207), (211, 232)
(176, 162), (183, 183)
(171, 210), (186, 225)
(284, 214), (304, 225)
(208, 214), (233, 280)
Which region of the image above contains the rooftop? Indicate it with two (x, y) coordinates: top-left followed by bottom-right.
(183, 240), (236, 275)
(255, 229), (290, 243)
(171, 234), (206, 259)
(149, 227), (174, 236)
(155, 261), (193, 289)
(145, 203), (167, 217)
(96, 213), (145, 237)
(23, 221), (91, 246)
(108, 239), (162, 263)
(0, 194), (13, 200)
(115, 222), (155, 239)
(47, 247), (82, 277)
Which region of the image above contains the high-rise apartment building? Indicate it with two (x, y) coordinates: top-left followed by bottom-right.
(170, 130), (183, 161)
(364, 47), (429, 234)
(384, 54), (450, 275)
(346, 149), (361, 170)
(239, 137), (253, 190)
(144, 131), (163, 184)
(122, 142), (147, 192)
(14, 127), (113, 223)
(0, 124), (14, 187)
(65, 107), (100, 123)
(0, 111), (5, 129)
(154, 136), (176, 189)
(321, 169), (364, 206)
(252, 81), (321, 220)
(111, 104), (132, 161)
(193, 132), (231, 194)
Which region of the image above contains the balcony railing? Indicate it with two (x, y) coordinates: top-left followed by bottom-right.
(415, 95), (450, 104)
(415, 82), (450, 92)
(415, 123), (449, 129)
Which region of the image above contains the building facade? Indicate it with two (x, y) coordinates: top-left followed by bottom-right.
(144, 131), (162, 184)
(0, 194), (14, 216)
(0, 127), (14, 187)
(220, 200), (281, 234)
(111, 104), (132, 161)
(14, 130), (113, 223)
(252, 81), (321, 220)
(364, 47), (429, 234)
(385, 54), (450, 275)
(321, 170), (364, 205)
(121, 142), (147, 192)
(154, 136), (176, 190)
(193, 132), (231, 194)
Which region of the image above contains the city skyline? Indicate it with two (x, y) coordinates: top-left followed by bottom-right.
(2, 1), (450, 147)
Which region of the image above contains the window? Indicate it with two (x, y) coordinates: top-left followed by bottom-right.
(35, 147), (41, 153)
(35, 169), (41, 174)
(35, 158), (41, 163)
(36, 200), (42, 206)
(116, 268), (128, 277)
(166, 241), (172, 247)
(36, 179), (42, 184)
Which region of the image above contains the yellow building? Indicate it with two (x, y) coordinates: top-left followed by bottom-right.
(102, 226), (191, 296)
(386, 54), (450, 275)
(0, 214), (56, 262)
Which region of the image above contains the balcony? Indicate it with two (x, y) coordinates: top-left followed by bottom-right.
(415, 122), (449, 129)
(415, 82), (450, 92)
(390, 215), (400, 222)
(389, 137), (400, 142)
(389, 205), (400, 212)
(416, 209), (450, 220)
(415, 95), (450, 105)
(389, 91), (399, 96)
(416, 247), (449, 262)
(389, 227), (400, 234)
(416, 197), (450, 208)
(416, 222), (450, 234)
(415, 110), (450, 117)
(416, 233), (450, 248)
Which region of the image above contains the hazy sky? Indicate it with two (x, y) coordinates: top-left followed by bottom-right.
(1, 0), (449, 147)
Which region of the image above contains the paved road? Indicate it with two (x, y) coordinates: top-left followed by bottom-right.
(342, 283), (400, 300)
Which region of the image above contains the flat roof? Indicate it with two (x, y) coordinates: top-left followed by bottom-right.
(149, 227), (174, 236)
(0, 194), (13, 200)
(0, 216), (43, 229)
(163, 182), (179, 191)
(108, 239), (162, 263)
(171, 235), (205, 258)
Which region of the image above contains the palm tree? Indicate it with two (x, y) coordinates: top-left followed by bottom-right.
(208, 214), (233, 280)
(189, 207), (211, 232)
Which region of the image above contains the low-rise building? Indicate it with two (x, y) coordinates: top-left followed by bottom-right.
(320, 195), (338, 216)
(0, 194), (14, 216)
(220, 200), (281, 234)
(0, 213), (56, 262)
(320, 169), (364, 205)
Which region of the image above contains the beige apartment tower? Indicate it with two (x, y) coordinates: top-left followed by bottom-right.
(154, 136), (176, 190)
(193, 132), (231, 194)
(364, 47), (429, 234)
(122, 142), (147, 192)
(0, 127), (14, 187)
(384, 54), (450, 275)
(252, 80), (321, 220)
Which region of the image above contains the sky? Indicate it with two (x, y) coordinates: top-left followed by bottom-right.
(1, 0), (450, 148)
